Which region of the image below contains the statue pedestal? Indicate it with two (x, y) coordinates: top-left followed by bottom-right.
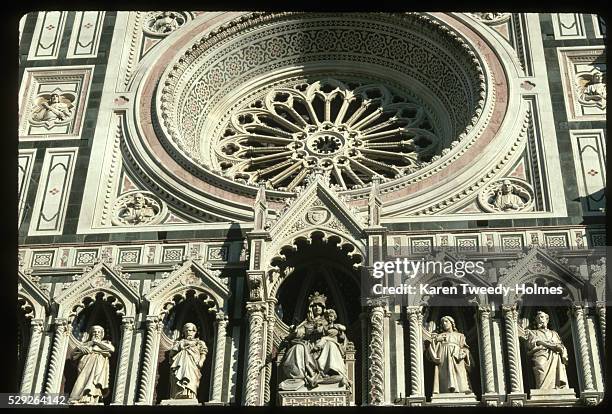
(278, 384), (351, 406)
(527, 388), (577, 404)
(159, 399), (201, 405)
(430, 392), (478, 406)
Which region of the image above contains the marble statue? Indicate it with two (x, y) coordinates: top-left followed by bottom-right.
(168, 322), (208, 400)
(117, 192), (157, 225)
(69, 325), (115, 405)
(524, 311), (569, 390)
(425, 316), (472, 394)
(279, 292), (349, 391)
(493, 180), (525, 211)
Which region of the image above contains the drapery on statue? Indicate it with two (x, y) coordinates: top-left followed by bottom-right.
(278, 292), (350, 391)
(425, 316), (472, 394)
(169, 322), (208, 400)
(524, 311), (569, 390)
(69, 325), (115, 405)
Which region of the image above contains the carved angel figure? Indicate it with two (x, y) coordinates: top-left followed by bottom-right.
(425, 316), (472, 394)
(30, 93), (74, 127)
(69, 325), (115, 405)
(577, 69), (606, 109)
(493, 180), (526, 211)
(169, 323), (208, 400)
(523, 311), (569, 390)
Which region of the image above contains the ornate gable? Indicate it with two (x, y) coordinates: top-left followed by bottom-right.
(18, 269), (51, 320)
(54, 262), (140, 319)
(144, 259), (230, 316)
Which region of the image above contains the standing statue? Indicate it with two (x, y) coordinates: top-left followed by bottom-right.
(524, 311), (569, 390)
(168, 323), (208, 400)
(69, 325), (115, 405)
(425, 316), (472, 394)
(278, 292), (350, 391)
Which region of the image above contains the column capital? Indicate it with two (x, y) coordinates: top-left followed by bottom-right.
(215, 311), (229, 324)
(367, 296), (388, 308)
(246, 301), (267, 315)
(121, 316), (135, 329)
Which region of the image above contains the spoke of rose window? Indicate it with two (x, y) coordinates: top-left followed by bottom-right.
(360, 117), (400, 135)
(360, 127), (405, 141)
(344, 99), (372, 127)
(273, 105), (308, 127)
(349, 158), (378, 178)
(358, 157), (401, 176)
(342, 165), (365, 186)
(360, 148), (414, 161)
(351, 107), (384, 130)
(255, 159), (295, 178)
(248, 151), (293, 166)
(270, 161), (304, 187)
(260, 112), (303, 133)
(334, 93), (355, 125)
(332, 166), (348, 190)
(236, 134), (293, 145)
(286, 168), (309, 191)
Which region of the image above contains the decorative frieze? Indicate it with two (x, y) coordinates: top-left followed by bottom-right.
(27, 147), (78, 236)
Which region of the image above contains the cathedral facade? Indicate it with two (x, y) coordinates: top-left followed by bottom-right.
(17, 12), (606, 407)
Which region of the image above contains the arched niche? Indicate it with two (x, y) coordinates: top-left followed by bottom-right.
(51, 263), (140, 405)
(267, 231), (363, 405)
(154, 289), (217, 404)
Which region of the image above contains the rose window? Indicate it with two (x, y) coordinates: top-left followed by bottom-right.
(216, 79), (439, 191)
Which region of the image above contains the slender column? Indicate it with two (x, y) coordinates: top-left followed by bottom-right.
(502, 305), (524, 395)
(570, 305), (594, 391)
(368, 299), (385, 405)
(478, 305), (495, 395)
(210, 311), (228, 403)
(112, 316), (135, 405)
(244, 302), (266, 406)
(44, 318), (70, 394)
(263, 299), (277, 405)
(20, 319), (44, 394)
(136, 316), (163, 404)
(406, 306), (425, 398)
(596, 303), (605, 346)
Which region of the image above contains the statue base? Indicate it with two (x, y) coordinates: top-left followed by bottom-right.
(160, 398), (201, 405)
(430, 392), (478, 406)
(527, 388), (577, 405)
(278, 385), (351, 406)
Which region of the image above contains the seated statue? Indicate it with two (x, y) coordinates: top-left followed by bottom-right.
(278, 292), (350, 391)
(69, 325), (115, 405)
(168, 323), (208, 400)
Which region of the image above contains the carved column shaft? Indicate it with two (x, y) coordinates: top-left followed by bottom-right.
(263, 300), (277, 405)
(368, 303), (385, 405)
(244, 302), (266, 406)
(20, 319), (44, 394)
(502, 306), (524, 394)
(137, 316), (162, 404)
(210, 313), (228, 403)
(570, 306), (594, 391)
(406, 306), (424, 397)
(112, 317), (135, 404)
(478, 306), (495, 394)
(596, 305), (605, 345)
(44, 319), (70, 394)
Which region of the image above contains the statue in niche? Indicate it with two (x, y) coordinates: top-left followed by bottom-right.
(425, 316), (472, 394)
(115, 192), (159, 225)
(577, 69), (606, 109)
(30, 93), (74, 127)
(69, 325), (115, 405)
(492, 180), (527, 211)
(523, 311), (569, 390)
(168, 323), (208, 400)
(278, 292), (350, 391)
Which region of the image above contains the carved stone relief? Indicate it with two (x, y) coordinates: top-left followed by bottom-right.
(143, 12), (189, 36)
(478, 178), (535, 213)
(111, 191), (166, 226)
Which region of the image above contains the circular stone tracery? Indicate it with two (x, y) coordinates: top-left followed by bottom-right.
(216, 78), (439, 190)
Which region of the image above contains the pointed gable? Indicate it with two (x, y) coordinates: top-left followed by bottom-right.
(18, 270), (51, 320)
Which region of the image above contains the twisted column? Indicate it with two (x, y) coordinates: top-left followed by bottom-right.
(210, 312), (229, 403)
(596, 303), (605, 346)
(244, 302), (266, 406)
(368, 300), (385, 405)
(570, 305), (594, 391)
(502, 305), (524, 394)
(20, 319), (44, 394)
(44, 319), (70, 394)
(137, 316), (162, 404)
(406, 306), (424, 397)
(478, 305), (495, 394)
(263, 299), (276, 405)
(112, 317), (135, 405)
